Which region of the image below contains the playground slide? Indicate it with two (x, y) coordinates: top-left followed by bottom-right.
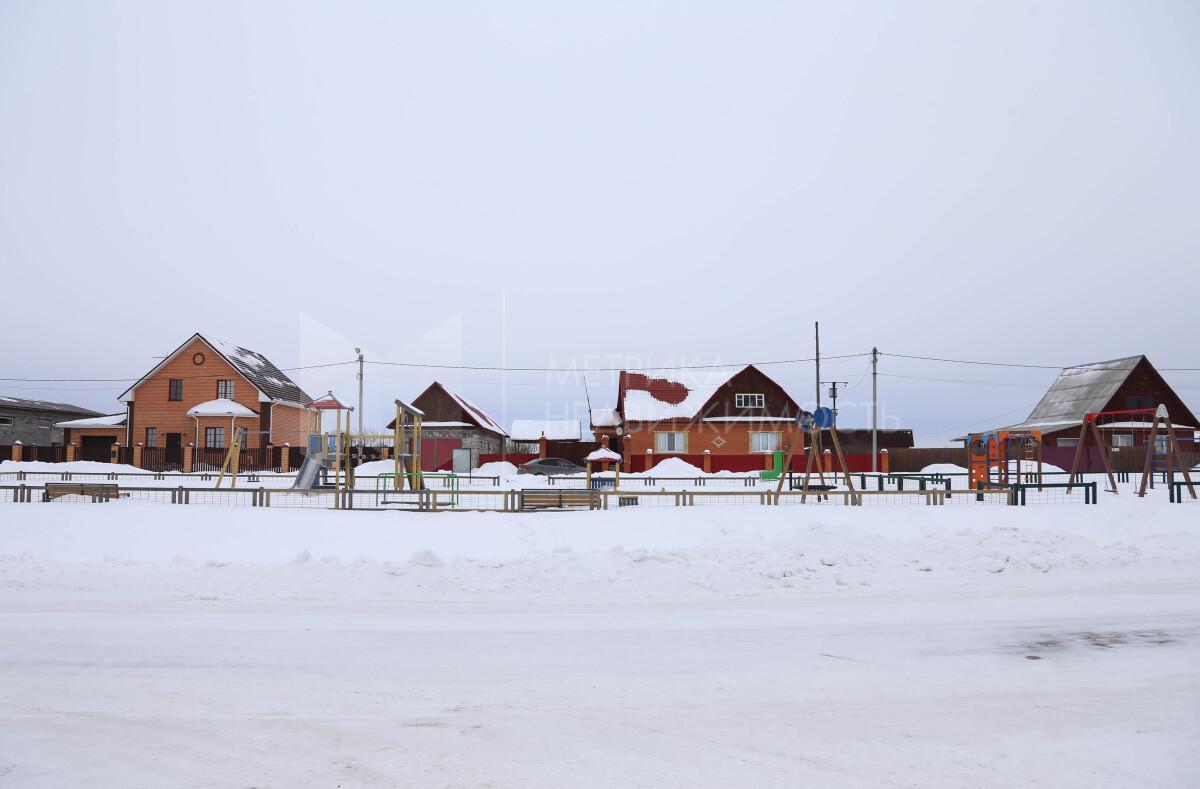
(759, 451), (786, 480)
(292, 454), (324, 489)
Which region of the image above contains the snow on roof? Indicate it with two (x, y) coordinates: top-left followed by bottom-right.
(0, 397), (101, 417)
(56, 413), (127, 428)
(442, 387), (507, 436)
(509, 419), (583, 442)
(590, 407), (621, 428)
(1097, 421), (1196, 430)
(422, 421), (474, 428)
(586, 447), (622, 462)
(618, 368), (738, 422)
(186, 399), (258, 418)
(1006, 356), (1143, 431)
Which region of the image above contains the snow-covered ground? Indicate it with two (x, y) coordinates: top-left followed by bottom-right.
(2, 498), (1198, 786)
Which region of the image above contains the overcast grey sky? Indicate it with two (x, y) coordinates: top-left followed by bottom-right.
(2, 1), (1198, 443)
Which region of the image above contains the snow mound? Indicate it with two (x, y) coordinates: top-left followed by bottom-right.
(645, 457), (704, 475)
(476, 461), (518, 476)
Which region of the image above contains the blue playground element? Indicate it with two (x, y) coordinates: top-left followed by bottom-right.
(812, 407), (835, 429)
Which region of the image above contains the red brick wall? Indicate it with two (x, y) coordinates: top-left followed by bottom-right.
(623, 421), (804, 457)
(270, 403), (311, 447)
(128, 338), (266, 448)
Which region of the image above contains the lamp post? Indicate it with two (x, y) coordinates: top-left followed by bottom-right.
(355, 347), (364, 435)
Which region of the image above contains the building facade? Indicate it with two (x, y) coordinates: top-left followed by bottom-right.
(117, 334), (314, 452)
(0, 397), (99, 446)
(387, 382), (507, 471)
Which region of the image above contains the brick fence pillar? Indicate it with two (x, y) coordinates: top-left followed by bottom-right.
(67, 444), (77, 463)
(280, 444), (290, 473)
(11, 441), (22, 463)
(111, 443), (120, 463)
(880, 448), (889, 474)
(703, 450), (712, 473)
(183, 444), (194, 473)
(823, 448), (833, 474)
(133, 444), (144, 468)
(645, 448), (653, 473)
(538, 436), (548, 459)
(381, 446), (390, 461)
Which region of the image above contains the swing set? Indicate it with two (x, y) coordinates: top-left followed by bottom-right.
(1065, 404), (1196, 498)
(774, 408), (860, 503)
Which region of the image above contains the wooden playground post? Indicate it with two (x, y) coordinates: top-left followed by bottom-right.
(1137, 405), (1197, 499)
(215, 425), (244, 489)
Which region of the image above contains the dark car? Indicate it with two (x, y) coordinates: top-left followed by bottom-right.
(517, 457), (586, 476)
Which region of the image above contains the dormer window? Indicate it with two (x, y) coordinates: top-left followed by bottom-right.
(735, 393), (765, 409)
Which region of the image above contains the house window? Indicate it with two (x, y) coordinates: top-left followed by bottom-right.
(655, 431), (688, 453)
(1126, 395), (1154, 410)
(735, 393), (765, 409)
(235, 426), (250, 447)
(145, 428), (157, 447)
(37, 418), (51, 428)
(1112, 433), (1133, 448)
(0, 416), (13, 427)
(1057, 437), (1080, 448)
(168, 379), (183, 401)
(216, 380), (235, 400)
(1155, 434), (1169, 454)
(750, 431), (781, 453)
(205, 427), (225, 448)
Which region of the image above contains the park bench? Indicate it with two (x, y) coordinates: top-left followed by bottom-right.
(43, 482), (120, 502)
(521, 489), (598, 511)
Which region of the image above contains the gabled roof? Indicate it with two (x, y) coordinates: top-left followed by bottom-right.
(119, 333), (312, 406)
(386, 382), (504, 435)
(0, 396), (100, 417)
(510, 419), (583, 442)
(617, 364), (803, 423)
(617, 367), (740, 422)
(995, 355), (1198, 434)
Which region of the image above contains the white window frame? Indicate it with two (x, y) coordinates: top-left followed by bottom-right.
(216, 379), (235, 400)
(735, 393), (765, 409)
(1056, 437), (1079, 448)
(0, 416), (13, 427)
(145, 427), (157, 447)
(749, 431), (781, 453)
(654, 431), (688, 453)
(1111, 433), (1133, 448)
(37, 418), (52, 428)
(205, 427), (225, 448)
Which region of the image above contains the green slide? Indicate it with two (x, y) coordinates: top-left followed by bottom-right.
(759, 450), (785, 480)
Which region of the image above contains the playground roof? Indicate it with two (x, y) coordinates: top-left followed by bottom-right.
(585, 447), (622, 462)
(307, 392), (351, 410)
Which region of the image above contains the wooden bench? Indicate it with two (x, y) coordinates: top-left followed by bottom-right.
(521, 490), (597, 511)
(43, 483), (120, 502)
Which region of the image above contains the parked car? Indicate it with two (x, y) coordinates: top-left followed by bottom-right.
(517, 457), (586, 476)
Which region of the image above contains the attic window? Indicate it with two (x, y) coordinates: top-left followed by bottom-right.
(735, 393), (765, 409)
(216, 380), (235, 400)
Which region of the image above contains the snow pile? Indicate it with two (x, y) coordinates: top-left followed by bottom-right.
(3, 495), (1197, 603)
(921, 461), (1067, 475)
(645, 457), (704, 475)
(476, 460), (518, 476)
(1, 460), (144, 474)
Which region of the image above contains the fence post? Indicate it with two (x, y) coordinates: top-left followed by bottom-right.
(879, 449), (889, 474)
(111, 443), (120, 464)
(703, 450), (712, 474)
(133, 443), (144, 469)
(12, 441), (22, 463)
(66, 444), (77, 463)
(280, 444), (290, 473)
(183, 444), (194, 474)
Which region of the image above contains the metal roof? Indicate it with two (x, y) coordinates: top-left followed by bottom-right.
(0, 396), (101, 417)
(1003, 356), (1143, 431)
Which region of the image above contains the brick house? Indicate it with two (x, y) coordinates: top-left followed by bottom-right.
(0, 397), (99, 446)
(386, 381), (507, 471)
(616, 365), (809, 472)
(117, 334), (314, 456)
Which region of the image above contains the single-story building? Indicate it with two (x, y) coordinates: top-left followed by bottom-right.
(57, 413), (128, 462)
(0, 397), (100, 446)
(386, 382), (507, 471)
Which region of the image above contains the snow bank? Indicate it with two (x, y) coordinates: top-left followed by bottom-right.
(476, 460), (518, 476)
(2, 460), (148, 474)
(920, 460), (1067, 475)
(3, 494), (1196, 603)
(645, 457), (704, 475)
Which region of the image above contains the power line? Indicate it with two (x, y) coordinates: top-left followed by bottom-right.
(0, 359), (357, 384)
(366, 352), (869, 373)
(880, 351), (1200, 372)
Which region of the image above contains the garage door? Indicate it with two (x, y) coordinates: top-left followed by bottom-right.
(81, 435), (117, 463)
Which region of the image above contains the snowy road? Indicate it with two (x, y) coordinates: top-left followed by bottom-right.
(3, 579), (1198, 787)
(2, 500), (1199, 786)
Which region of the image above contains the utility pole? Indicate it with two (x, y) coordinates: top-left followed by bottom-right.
(871, 347), (879, 472)
(822, 380), (848, 425)
(814, 321), (821, 409)
(355, 347), (364, 435)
